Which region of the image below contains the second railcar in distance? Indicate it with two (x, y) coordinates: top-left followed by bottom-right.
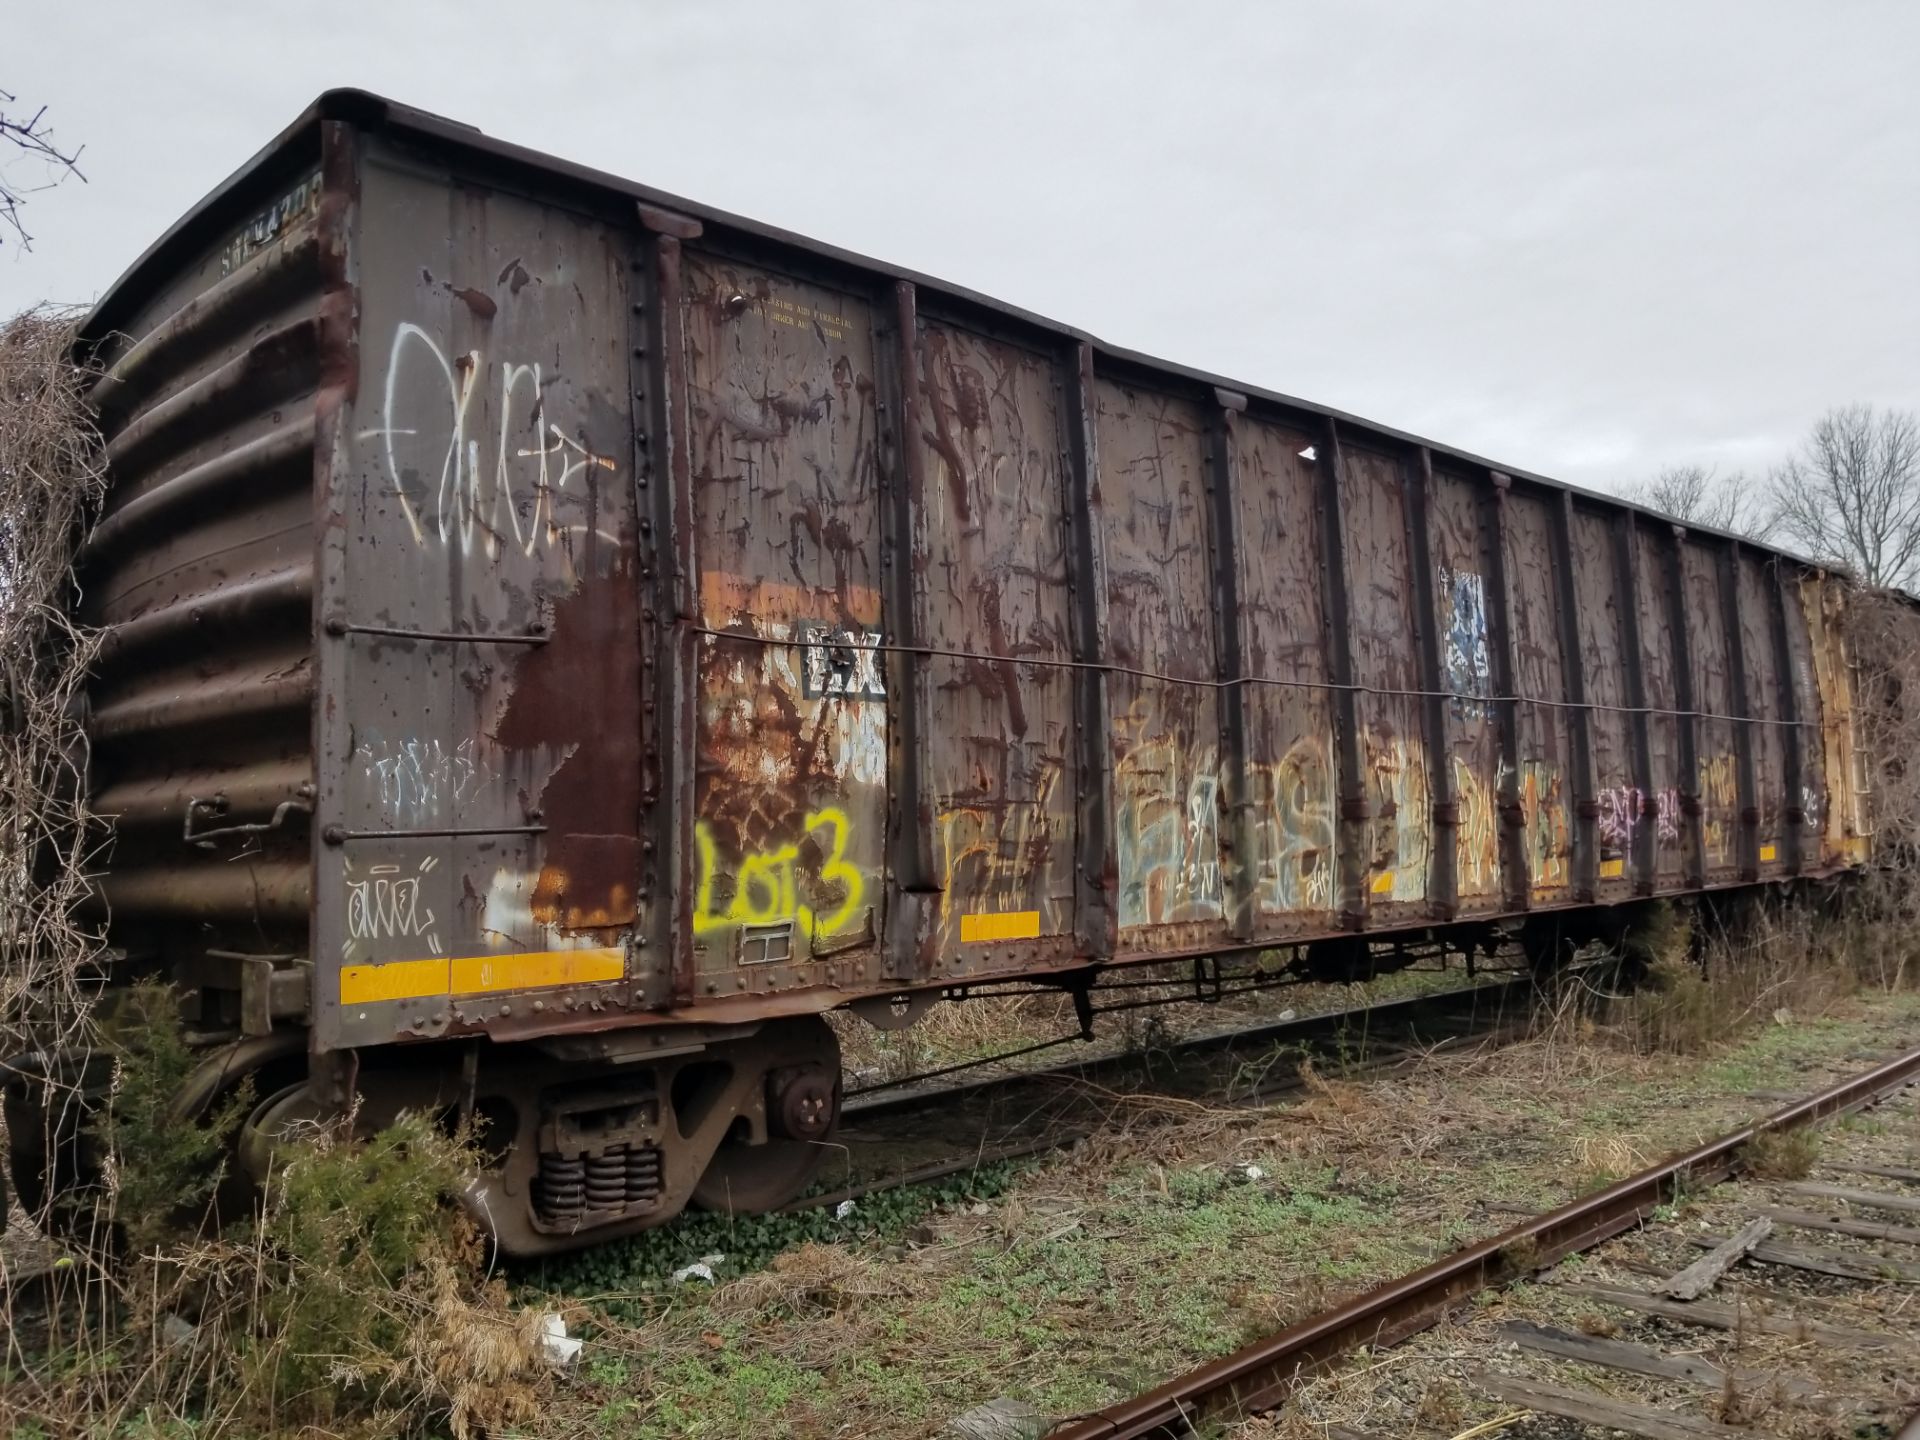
(33, 90), (1868, 1253)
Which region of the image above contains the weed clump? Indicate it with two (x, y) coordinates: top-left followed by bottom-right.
(246, 1111), (543, 1428)
(1621, 956), (1718, 1055)
(1495, 1234), (1542, 1275)
(4, 996), (546, 1440)
(1743, 1124), (1820, 1180)
(1545, 892), (1916, 1065)
(90, 983), (253, 1251)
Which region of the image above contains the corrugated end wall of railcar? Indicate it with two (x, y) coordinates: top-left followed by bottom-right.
(79, 143), (326, 1074)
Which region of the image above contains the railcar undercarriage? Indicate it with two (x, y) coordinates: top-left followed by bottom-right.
(5, 902), (1697, 1254)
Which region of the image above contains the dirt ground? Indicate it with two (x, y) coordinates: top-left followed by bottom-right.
(519, 985), (1920, 1439)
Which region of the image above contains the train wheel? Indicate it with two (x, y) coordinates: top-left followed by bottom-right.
(2, 1065), (106, 1233)
(691, 1014), (841, 1214)
(170, 1032), (309, 1226)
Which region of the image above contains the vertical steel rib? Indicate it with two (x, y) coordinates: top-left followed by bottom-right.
(1064, 343), (1116, 961)
(1403, 446), (1456, 918)
(1483, 472), (1529, 909)
(1314, 418), (1368, 930)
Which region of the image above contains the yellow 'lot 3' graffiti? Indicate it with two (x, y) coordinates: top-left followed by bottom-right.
(692, 808), (866, 940)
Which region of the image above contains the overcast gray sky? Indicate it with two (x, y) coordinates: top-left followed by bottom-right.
(4, 1), (1914, 494)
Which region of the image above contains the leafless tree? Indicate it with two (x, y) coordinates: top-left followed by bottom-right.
(1769, 405), (1920, 589)
(1, 90), (86, 251)
(1621, 463), (1773, 538)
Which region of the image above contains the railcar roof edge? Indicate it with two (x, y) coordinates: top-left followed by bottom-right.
(84, 85), (1825, 572)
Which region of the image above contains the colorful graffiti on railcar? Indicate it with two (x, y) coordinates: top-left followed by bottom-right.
(681, 260), (889, 978)
(916, 321), (1079, 951)
(1095, 381), (1227, 939)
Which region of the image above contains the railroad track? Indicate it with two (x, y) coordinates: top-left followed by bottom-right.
(1043, 1043), (1920, 1439)
(792, 964), (1597, 1218)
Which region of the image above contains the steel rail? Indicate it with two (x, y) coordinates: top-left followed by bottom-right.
(795, 1010), (1541, 1219)
(844, 969), (1548, 1123)
(1047, 1041), (1920, 1439)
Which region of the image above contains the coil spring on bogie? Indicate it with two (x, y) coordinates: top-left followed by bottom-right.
(585, 1149), (627, 1209)
(628, 1145), (662, 1195)
(534, 1154), (587, 1223)
(536, 1141), (664, 1225)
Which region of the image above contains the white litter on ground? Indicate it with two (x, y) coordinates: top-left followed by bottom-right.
(537, 1313), (583, 1367)
(668, 1252), (726, 1285)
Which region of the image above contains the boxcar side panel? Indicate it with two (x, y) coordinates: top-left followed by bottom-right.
(317, 147), (641, 1051)
(914, 320), (1078, 966)
(1341, 444), (1432, 914)
(1682, 542), (1740, 883)
(1571, 505), (1635, 899)
(1633, 526), (1688, 889)
(1093, 381), (1229, 955)
(1428, 469), (1501, 913)
(1230, 416), (1338, 936)
(1804, 578), (1865, 864)
(1736, 554), (1787, 877)
(678, 255), (887, 994)
(1781, 576), (1829, 864)
(1503, 490), (1574, 903)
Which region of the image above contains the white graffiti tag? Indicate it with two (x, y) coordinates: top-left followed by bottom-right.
(1596, 784), (1683, 849)
(356, 736), (493, 825)
(343, 856), (441, 960)
(358, 323), (618, 560)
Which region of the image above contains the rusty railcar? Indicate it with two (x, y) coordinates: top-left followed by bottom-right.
(14, 91), (1870, 1253)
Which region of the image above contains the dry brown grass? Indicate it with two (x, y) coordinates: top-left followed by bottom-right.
(707, 1242), (906, 1319)
(1569, 1133), (1649, 1185)
(832, 988), (1081, 1085)
(1523, 892), (1911, 1073)
(0, 306), (111, 1152)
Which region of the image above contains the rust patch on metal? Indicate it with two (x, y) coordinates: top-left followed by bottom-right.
(496, 257), (533, 294)
(493, 575), (642, 939)
(446, 283), (497, 319)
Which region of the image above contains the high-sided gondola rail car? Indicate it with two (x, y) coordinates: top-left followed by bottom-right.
(13, 91), (1868, 1253)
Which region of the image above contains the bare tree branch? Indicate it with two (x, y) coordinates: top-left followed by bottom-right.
(1620, 463), (1774, 539)
(1769, 405), (1920, 589)
(0, 88), (87, 252)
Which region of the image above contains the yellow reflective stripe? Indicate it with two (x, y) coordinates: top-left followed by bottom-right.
(1368, 871), (1396, 896)
(1759, 844), (1777, 862)
(959, 910), (1042, 943)
(338, 949), (625, 1004)
(449, 948), (624, 995)
(1599, 858), (1625, 879)
(340, 957), (449, 1005)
